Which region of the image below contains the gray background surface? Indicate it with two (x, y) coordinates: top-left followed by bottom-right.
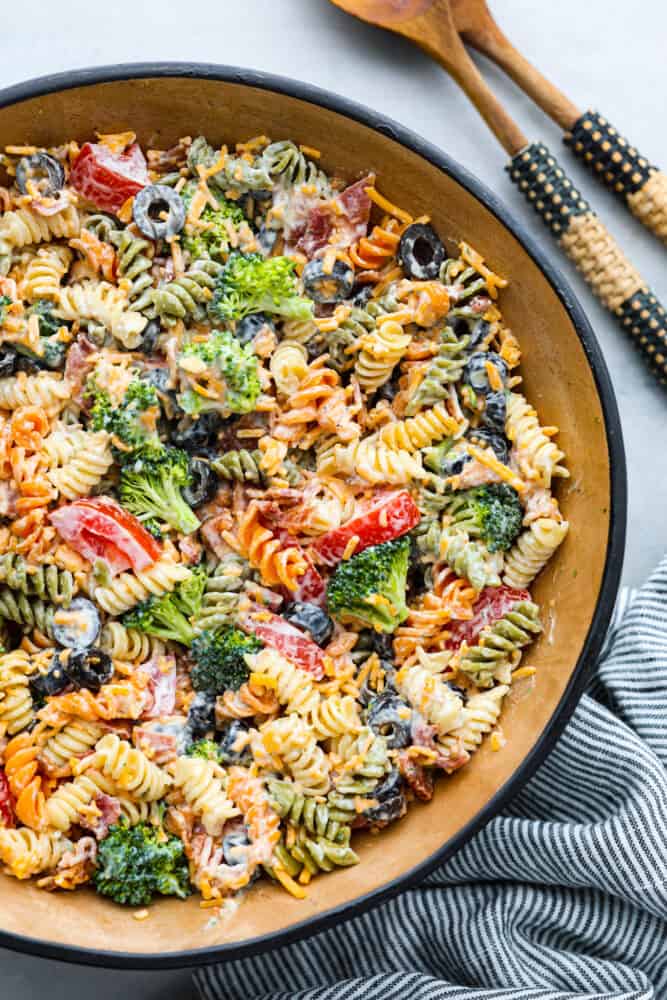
(1, 0), (665, 995)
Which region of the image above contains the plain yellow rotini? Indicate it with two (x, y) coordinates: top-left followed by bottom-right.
(259, 716), (330, 797)
(168, 756), (239, 836)
(438, 684), (509, 755)
(43, 424), (94, 468)
(354, 319), (412, 391)
(44, 769), (116, 832)
(503, 517), (569, 589)
(0, 204), (80, 258)
(99, 622), (166, 663)
(47, 430), (113, 500)
(77, 732), (170, 801)
(39, 721), (106, 775)
(249, 648), (320, 716)
(57, 280), (147, 349)
(376, 403), (460, 453)
(0, 827), (69, 879)
(505, 393), (569, 488)
(21, 245), (72, 302)
(318, 436), (425, 485)
(0, 372), (71, 414)
(92, 552), (192, 615)
(396, 663), (465, 736)
(309, 694), (361, 741)
(269, 340), (309, 396)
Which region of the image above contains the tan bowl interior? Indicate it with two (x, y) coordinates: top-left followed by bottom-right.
(0, 74), (618, 961)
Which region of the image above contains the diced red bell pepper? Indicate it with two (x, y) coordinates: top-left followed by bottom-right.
(446, 585), (530, 651)
(0, 769), (15, 828)
(312, 491), (421, 566)
(70, 141), (149, 213)
(238, 607), (325, 679)
(50, 497), (162, 575)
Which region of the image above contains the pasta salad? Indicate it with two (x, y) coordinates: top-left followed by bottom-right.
(0, 131), (568, 906)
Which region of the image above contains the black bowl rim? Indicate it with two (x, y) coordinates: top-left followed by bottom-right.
(0, 61), (626, 971)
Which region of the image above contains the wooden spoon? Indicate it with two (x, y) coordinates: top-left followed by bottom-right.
(450, 0), (667, 246)
(328, 0), (667, 382)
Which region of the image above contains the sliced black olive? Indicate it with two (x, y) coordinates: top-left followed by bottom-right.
(363, 769), (406, 826)
(170, 412), (222, 453)
(183, 458), (219, 509)
(186, 692), (216, 740)
(302, 260), (355, 304)
(398, 223), (446, 280)
(133, 184), (186, 240)
(0, 346), (19, 378)
(468, 319), (491, 352)
(463, 352), (508, 395)
(358, 659), (397, 707)
(16, 153), (65, 197)
(467, 427), (509, 465)
(138, 318), (161, 356)
(64, 647), (113, 692)
(217, 720), (252, 766)
(235, 312), (275, 347)
(482, 391), (507, 434)
(350, 284), (373, 307)
(283, 602), (334, 647)
(29, 652), (70, 699)
(52, 597), (101, 650)
(367, 631), (394, 661)
(222, 828), (251, 867)
(257, 225), (278, 256)
(367, 693), (412, 749)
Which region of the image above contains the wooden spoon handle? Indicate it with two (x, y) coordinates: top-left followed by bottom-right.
(508, 143), (667, 383)
(564, 111), (667, 246)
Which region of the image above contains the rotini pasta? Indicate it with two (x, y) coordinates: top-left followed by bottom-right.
(0, 129), (566, 912)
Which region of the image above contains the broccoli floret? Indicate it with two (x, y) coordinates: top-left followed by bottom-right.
(119, 442), (200, 535)
(27, 299), (63, 338)
(177, 328), (260, 417)
(186, 739), (221, 761)
(89, 377), (159, 451)
(122, 567), (206, 646)
(181, 181), (246, 263)
(93, 821), (190, 907)
(208, 253), (313, 323)
(11, 301), (68, 370)
(190, 626), (263, 693)
(326, 537), (410, 633)
(443, 483), (523, 553)
(0, 295), (11, 324)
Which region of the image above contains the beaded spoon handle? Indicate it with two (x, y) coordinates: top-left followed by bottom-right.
(450, 0), (667, 247)
(327, 0), (667, 382)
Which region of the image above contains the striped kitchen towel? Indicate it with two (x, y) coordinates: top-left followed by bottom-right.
(196, 560), (667, 1000)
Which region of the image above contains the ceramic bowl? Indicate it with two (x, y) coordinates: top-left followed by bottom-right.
(0, 63), (626, 968)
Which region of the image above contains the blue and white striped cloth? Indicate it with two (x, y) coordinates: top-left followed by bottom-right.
(196, 560), (667, 1000)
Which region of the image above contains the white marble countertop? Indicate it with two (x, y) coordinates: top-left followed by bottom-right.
(0, 0), (665, 994)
